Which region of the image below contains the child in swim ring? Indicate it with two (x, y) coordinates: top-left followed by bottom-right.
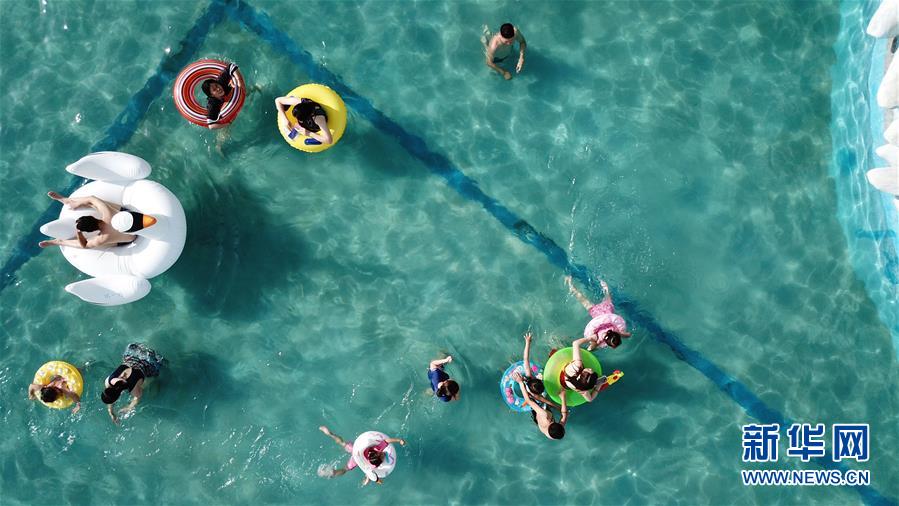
(28, 375), (81, 414)
(565, 276), (631, 350)
(318, 426), (406, 485)
(520, 331), (559, 408)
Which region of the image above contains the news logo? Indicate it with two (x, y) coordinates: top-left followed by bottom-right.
(740, 423), (871, 487)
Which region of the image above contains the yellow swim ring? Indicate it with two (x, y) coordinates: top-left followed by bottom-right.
(32, 361), (84, 409)
(278, 84), (347, 153)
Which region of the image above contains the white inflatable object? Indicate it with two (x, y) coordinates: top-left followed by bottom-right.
(886, 119), (899, 146)
(66, 151), (152, 181)
(42, 152), (186, 305)
(65, 276), (151, 306)
(351, 431), (398, 481)
(877, 56), (899, 109)
(867, 167), (899, 196)
(876, 143), (899, 166)
(867, 0), (899, 38)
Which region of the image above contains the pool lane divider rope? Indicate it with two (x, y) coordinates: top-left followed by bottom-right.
(228, 2), (894, 503)
(0, 0), (228, 293)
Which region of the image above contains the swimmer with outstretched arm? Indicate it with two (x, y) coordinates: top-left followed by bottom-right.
(520, 331), (559, 408)
(318, 426), (406, 485)
(38, 191), (136, 249)
(513, 371), (567, 440)
(559, 336), (609, 403)
(28, 376), (81, 414)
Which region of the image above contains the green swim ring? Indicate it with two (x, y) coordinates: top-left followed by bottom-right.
(543, 347), (602, 407)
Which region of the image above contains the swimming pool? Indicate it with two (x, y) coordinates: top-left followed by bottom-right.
(1, 1), (896, 505)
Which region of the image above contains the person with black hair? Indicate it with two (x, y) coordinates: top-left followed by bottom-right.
(520, 331), (559, 408)
(38, 191), (136, 249)
(28, 375), (81, 414)
(101, 343), (164, 424)
(427, 354), (460, 402)
(558, 336), (608, 403)
(275, 95), (333, 145)
(566, 275), (632, 351)
(317, 426), (406, 485)
(483, 22), (527, 80)
(201, 62), (239, 129)
(513, 371), (568, 440)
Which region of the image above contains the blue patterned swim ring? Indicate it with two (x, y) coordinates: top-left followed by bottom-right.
(499, 360), (543, 412)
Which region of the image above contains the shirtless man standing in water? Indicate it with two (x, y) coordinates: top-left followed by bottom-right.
(484, 23), (527, 80)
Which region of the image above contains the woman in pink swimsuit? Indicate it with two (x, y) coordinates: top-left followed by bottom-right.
(317, 426), (405, 485)
(565, 276), (631, 351)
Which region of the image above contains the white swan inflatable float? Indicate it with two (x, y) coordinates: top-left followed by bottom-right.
(40, 152), (186, 305)
(351, 431), (398, 481)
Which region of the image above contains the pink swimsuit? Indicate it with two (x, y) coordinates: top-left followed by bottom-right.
(344, 439), (388, 470)
(583, 298), (628, 344)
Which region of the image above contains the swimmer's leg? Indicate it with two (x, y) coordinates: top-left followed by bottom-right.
(319, 425), (349, 447)
(215, 126), (231, 157)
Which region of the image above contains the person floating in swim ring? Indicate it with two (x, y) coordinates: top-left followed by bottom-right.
(512, 371), (567, 440)
(428, 354), (460, 402)
(519, 331), (559, 408)
(483, 23), (526, 80)
(318, 426), (406, 485)
(201, 62), (240, 129)
(275, 95), (333, 145)
(566, 276), (631, 351)
(556, 336), (612, 403)
(101, 343), (164, 424)
(28, 375), (81, 414)
(39, 191), (142, 249)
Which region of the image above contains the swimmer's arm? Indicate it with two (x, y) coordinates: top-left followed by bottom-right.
(275, 96), (301, 108)
(307, 116), (332, 145)
(429, 356), (452, 370)
(572, 336), (592, 359)
(274, 98), (299, 134)
(581, 385), (599, 403)
(531, 391), (560, 409)
(384, 437), (406, 446)
(107, 404), (119, 424)
(27, 383), (39, 399)
(207, 122), (226, 130)
(515, 376), (544, 412)
(65, 389), (81, 414)
(516, 34), (527, 73)
(484, 44), (511, 79)
(559, 390), (569, 425)
(121, 382), (143, 413)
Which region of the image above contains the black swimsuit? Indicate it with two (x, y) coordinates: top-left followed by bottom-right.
(206, 66), (236, 124)
(107, 365), (144, 392)
(284, 99), (326, 132)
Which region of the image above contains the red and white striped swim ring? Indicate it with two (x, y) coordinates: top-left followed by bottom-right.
(173, 59), (245, 127)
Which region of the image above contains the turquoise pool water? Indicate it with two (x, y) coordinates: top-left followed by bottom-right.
(1, 1), (897, 505)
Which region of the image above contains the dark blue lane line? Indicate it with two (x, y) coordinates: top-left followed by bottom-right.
(229, 2), (895, 503)
(0, 0), (227, 293)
